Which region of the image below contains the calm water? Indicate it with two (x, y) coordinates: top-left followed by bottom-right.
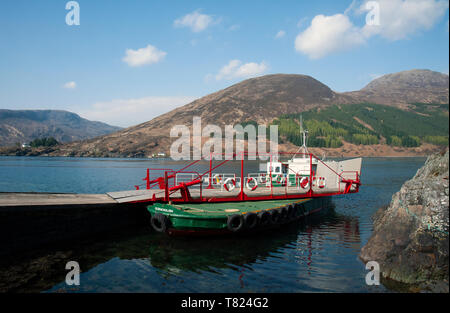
(0, 156), (426, 292)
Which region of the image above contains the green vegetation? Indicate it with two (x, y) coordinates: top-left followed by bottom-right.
(271, 102), (449, 148)
(29, 137), (59, 148)
(423, 135), (449, 146)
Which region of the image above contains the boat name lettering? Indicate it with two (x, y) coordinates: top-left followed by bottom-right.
(155, 207), (174, 213)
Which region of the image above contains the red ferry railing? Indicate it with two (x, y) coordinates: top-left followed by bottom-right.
(131, 152), (361, 204)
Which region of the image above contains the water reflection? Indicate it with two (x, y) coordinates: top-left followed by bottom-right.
(33, 206), (367, 292)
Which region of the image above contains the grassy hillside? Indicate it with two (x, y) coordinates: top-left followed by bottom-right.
(272, 102), (449, 148)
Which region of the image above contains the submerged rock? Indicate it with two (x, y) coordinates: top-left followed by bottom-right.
(360, 148), (449, 292)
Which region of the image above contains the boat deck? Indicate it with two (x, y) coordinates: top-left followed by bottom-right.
(107, 186), (341, 203)
(173, 198), (312, 216)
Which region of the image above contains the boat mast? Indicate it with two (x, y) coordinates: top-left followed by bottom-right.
(291, 114), (309, 160)
(300, 115), (309, 157)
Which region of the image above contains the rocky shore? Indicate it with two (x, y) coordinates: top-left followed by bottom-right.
(360, 148), (449, 292)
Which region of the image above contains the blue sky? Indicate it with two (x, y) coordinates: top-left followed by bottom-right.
(0, 0), (448, 127)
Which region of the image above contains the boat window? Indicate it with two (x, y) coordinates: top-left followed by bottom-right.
(275, 166), (280, 173)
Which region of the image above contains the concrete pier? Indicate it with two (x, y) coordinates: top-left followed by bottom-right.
(0, 192), (116, 208)
(0, 192), (149, 258)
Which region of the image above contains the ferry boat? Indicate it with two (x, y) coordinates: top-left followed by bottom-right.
(120, 125), (362, 236)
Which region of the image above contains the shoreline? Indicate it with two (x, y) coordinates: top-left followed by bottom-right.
(0, 154), (430, 159)
(0, 145), (443, 159)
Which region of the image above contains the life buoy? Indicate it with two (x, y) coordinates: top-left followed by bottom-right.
(300, 177), (309, 189)
(223, 178), (236, 192)
(246, 177), (258, 191)
(150, 213), (171, 233)
(318, 177), (326, 189)
(227, 214), (244, 232)
(275, 174), (283, 184)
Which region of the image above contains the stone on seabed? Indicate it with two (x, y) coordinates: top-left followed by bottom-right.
(360, 148), (449, 292)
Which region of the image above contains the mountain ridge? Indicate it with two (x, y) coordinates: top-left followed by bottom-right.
(345, 69), (449, 108)
(1, 69), (448, 157)
(0, 109), (122, 147)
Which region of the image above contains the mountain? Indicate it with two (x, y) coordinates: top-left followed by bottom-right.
(132, 74), (354, 128)
(45, 74), (356, 157)
(1, 69), (448, 157)
(346, 69), (449, 108)
(0, 110), (122, 147)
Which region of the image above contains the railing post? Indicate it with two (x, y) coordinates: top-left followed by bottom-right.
(164, 171), (169, 202)
(207, 152), (213, 189)
(146, 168), (150, 189)
(240, 151), (244, 200)
(309, 153), (312, 197)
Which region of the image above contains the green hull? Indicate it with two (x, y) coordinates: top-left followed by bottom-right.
(147, 197), (332, 235)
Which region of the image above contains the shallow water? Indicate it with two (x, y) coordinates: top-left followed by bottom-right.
(0, 156), (426, 292)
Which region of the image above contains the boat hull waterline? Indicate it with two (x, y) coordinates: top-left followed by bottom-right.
(147, 197), (332, 236)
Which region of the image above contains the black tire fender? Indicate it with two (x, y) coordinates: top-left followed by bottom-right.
(277, 206), (288, 222)
(150, 213), (171, 233)
(269, 209), (280, 224)
(287, 204), (296, 219)
(244, 212), (258, 229)
(296, 203), (306, 216)
(257, 210), (271, 227)
(227, 214), (245, 232)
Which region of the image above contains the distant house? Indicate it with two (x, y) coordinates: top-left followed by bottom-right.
(157, 152), (166, 157)
(21, 143), (30, 148)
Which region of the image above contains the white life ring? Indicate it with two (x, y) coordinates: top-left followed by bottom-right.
(223, 178), (236, 192)
(246, 177), (258, 191)
(300, 176), (309, 189)
(318, 177), (326, 189)
(275, 174), (284, 184)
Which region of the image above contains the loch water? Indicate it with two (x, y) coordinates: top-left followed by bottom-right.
(0, 156), (426, 292)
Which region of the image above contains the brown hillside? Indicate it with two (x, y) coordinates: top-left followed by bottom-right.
(2, 70), (448, 158)
(48, 74), (355, 157)
(345, 69), (449, 108)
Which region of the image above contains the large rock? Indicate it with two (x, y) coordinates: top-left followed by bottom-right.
(360, 148), (449, 292)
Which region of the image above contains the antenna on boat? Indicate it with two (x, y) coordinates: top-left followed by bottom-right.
(291, 114), (309, 161)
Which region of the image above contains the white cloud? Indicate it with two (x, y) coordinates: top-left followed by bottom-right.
(63, 81), (76, 89)
(122, 45), (166, 67)
(360, 0), (449, 40)
(229, 24), (240, 31)
(215, 60), (268, 80)
(295, 14), (365, 59)
(275, 30), (286, 39)
(295, 0), (448, 59)
(77, 96), (198, 127)
(174, 10), (215, 32)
